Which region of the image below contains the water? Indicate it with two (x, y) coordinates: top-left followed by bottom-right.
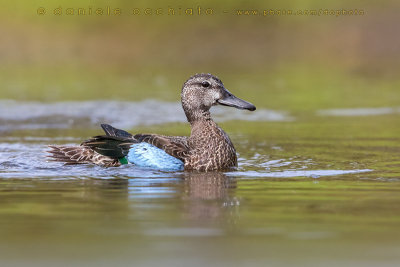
(1, 101), (400, 266)
(0, 100), (291, 131)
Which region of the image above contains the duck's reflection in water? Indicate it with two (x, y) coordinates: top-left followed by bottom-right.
(79, 172), (239, 229)
(182, 171), (238, 223)
(80, 178), (132, 227)
(83, 178), (129, 200)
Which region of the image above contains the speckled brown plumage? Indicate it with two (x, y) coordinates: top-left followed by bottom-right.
(47, 145), (121, 167)
(184, 119), (237, 171)
(47, 73), (256, 171)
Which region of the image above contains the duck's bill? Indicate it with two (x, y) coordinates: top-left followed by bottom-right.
(217, 91), (256, 111)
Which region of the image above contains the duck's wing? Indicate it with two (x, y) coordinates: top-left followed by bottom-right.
(101, 124), (133, 138)
(82, 124), (189, 162)
(81, 135), (137, 159)
(80, 124), (136, 158)
(134, 134), (189, 161)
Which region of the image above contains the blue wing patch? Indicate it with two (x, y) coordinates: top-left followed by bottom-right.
(127, 142), (184, 171)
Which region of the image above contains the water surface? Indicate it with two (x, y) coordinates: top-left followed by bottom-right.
(1, 101), (400, 266)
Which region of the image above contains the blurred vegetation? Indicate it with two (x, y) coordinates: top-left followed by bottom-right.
(0, 0), (399, 113)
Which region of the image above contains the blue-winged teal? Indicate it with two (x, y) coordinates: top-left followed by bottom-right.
(48, 73), (256, 171)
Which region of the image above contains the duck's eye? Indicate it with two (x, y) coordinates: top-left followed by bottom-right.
(201, 81), (210, 88)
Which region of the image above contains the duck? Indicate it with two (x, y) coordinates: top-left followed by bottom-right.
(48, 73), (256, 172)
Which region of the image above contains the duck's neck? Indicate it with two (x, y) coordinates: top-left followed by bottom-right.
(182, 104), (212, 125)
(187, 110), (212, 125)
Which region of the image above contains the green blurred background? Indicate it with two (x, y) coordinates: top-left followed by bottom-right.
(1, 0), (399, 113)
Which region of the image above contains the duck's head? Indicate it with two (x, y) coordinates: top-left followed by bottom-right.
(181, 73), (256, 121)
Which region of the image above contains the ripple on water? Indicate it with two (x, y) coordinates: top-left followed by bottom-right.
(0, 141), (372, 180)
(226, 169), (372, 178)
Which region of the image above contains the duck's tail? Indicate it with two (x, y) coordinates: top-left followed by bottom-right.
(47, 124), (135, 167)
(47, 145), (121, 167)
